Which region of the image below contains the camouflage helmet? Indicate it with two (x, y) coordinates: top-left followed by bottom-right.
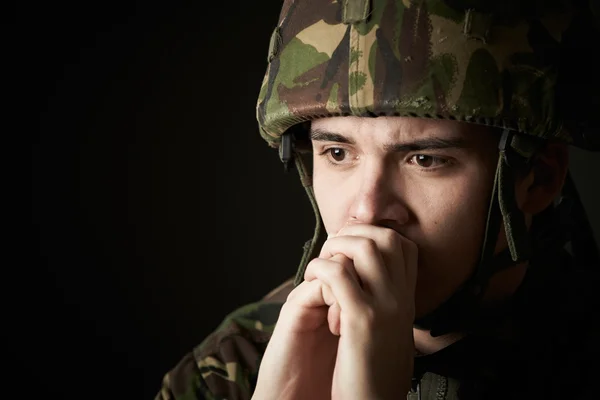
(257, 0), (598, 149)
(255, 0), (599, 335)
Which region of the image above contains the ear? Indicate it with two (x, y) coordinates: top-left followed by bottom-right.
(517, 141), (569, 215)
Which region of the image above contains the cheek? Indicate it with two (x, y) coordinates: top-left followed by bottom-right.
(410, 167), (487, 222)
(411, 169), (493, 315)
(420, 183), (488, 238)
(422, 174), (489, 255)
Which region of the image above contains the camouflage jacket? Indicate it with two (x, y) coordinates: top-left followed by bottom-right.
(155, 250), (599, 400)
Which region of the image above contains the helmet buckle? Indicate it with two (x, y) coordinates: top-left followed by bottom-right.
(279, 132), (294, 172)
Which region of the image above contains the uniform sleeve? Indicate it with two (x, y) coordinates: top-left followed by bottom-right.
(154, 352), (213, 400)
(154, 300), (284, 400)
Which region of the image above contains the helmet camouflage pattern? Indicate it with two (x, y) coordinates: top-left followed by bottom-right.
(256, 0), (599, 150)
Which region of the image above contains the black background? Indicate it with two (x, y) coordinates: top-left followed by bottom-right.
(22, 1), (599, 399)
(27, 2), (312, 398)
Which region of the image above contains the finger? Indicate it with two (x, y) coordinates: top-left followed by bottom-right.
(306, 253), (363, 288)
(305, 255), (361, 293)
(304, 255), (356, 336)
(304, 256), (366, 315)
(278, 280), (332, 332)
(286, 279), (332, 308)
(328, 301), (341, 336)
(319, 235), (389, 294)
(336, 223), (417, 288)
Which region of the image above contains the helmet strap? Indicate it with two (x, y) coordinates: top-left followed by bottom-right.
(292, 151), (326, 287)
(497, 129), (533, 263)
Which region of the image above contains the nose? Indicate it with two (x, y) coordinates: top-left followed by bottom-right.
(347, 160), (410, 229)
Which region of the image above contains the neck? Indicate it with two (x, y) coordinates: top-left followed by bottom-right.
(413, 261), (529, 356)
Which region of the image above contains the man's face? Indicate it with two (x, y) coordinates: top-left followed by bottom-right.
(311, 116), (499, 317)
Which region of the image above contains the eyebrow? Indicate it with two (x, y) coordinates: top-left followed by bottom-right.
(383, 137), (467, 152)
(310, 128), (467, 152)
(310, 129), (356, 144)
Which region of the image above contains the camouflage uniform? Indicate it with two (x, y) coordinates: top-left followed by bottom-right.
(156, 0), (600, 398)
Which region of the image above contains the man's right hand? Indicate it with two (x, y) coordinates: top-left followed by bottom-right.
(251, 277), (340, 400)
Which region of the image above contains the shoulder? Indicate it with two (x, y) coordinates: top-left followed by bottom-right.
(155, 279), (294, 400)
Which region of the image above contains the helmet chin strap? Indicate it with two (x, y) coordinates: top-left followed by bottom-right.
(286, 128), (540, 336)
(292, 152), (326, 287)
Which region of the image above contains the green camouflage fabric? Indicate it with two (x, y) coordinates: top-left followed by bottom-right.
(154, 299), (283, 400)
(256, 0), (595, 149)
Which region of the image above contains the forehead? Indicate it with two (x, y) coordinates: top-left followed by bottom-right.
(311, 116), (493, 144)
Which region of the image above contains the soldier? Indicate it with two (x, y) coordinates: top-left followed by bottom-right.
(156, 0), (600, 399)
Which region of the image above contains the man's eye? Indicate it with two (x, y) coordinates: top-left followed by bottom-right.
(328, 148), (346, 162)
(410, 154), (446, 168)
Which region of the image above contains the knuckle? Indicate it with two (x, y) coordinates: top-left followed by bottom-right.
(284, 282), (306, 304)
(359, 306), (378, 328)
(381, 228), (398, 248)
(306, 257), (322, 268)
(280, 299), (296, 315)
(328, 262), (346, 280)
(303, 259), (315, 274)
(304, 257), (323, 278)
(358, 237), (377, 255)
(345, 303), (377, 331)
(285, 288), (298, 302)
(384, 295), (400, 313)
(338, 256), (353, 271)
